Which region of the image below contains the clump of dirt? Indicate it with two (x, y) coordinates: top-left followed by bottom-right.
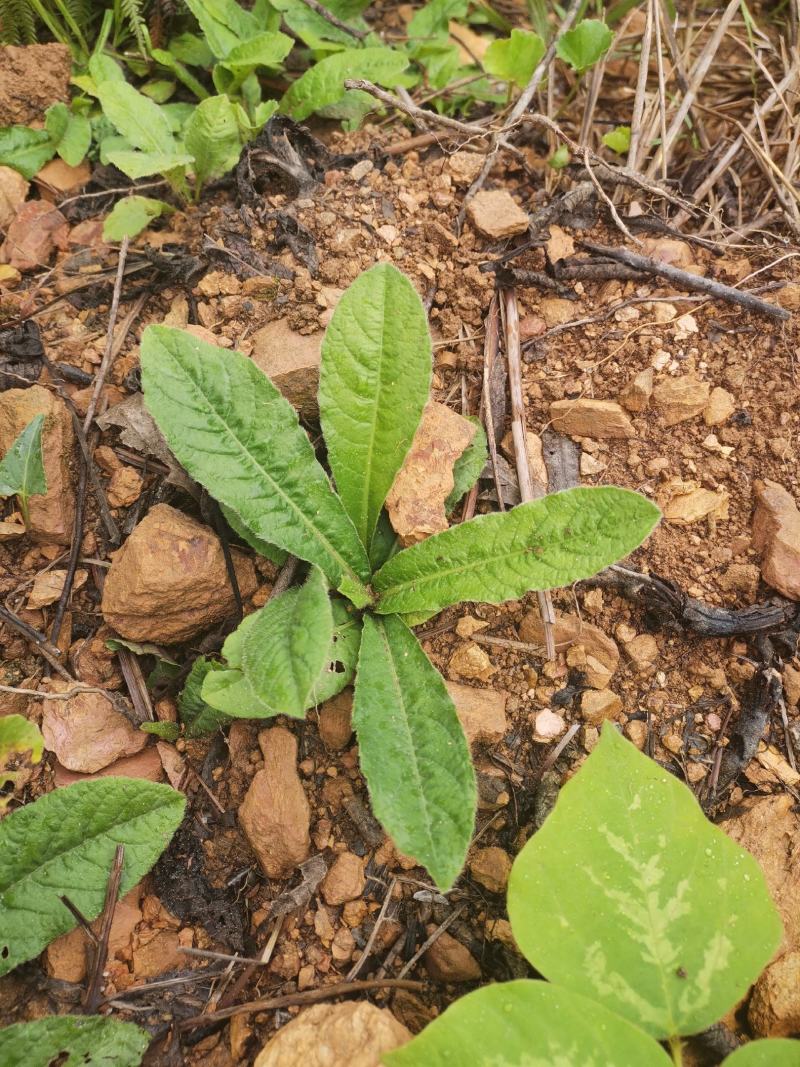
(0, 44), (72, 125)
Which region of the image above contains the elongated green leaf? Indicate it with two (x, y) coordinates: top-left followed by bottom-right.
(183, 0), (261, 57)
(354, 614), (475, 890)
(44, 103), (91, 167)
(151, 47), (211, 100)
(385, 980), (673, 1066)
(556, 18), (613, 71)
(242, 568), (333, 717)
(215, 30), (293, 86)
(310, 599), (361, 705)
(95, 80), (177, 155)
(184, 94), (243, 188)
(408, 0), (468, 40)
(280, 47), (409, 121)
(202, 609), (282, 719)
(106, 149), (194, 180)
(508, 727), (783, 1039)
(179, 656), (231, 736)
(140, 326), (372, 605)
(0, 1016), (149, 1067)
(0, 778), (185, 975)
(272, 0), (371, 48)
(222, 502), (287, 565)
(0, 414), (46, 502)
(319, 263), (431, 551)
(724, 1040), (800, 1066)
(483, 29), (546, 89)
(169, 31), (215, 66)
(102, 196), (174, 241)
(446, 417), (487, 513)
(0, 126), (55, 179)
(374, 486), (660, 616)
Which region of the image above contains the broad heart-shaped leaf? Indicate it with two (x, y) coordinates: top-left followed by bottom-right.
(140, 326), (372, 606)
(0, 414), (46, 504)
(483, 28), (546, 89)
(385, 980), (672, 1067)
(102, 196), (174, 241)
(183, 94), (243, 189)
(374, 486), (660, 616)
(556, 18), (614, 72)
(242, 568), (333, 717)
(508, 727), (783, 1040)
(280, 47), (410, 121)
(723, 1040), (800, 1066)
(0, 1015), (149, 1067)
(94, 80), (178, 155)
(0, 126), (55, 179)
(319, 263), (431, 551)
(0, 778), (185, 975)
(353, 614), (475, 890)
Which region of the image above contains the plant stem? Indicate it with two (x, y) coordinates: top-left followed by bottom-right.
(18, 493), (29, 530)
(669, 1036), (684, 1065)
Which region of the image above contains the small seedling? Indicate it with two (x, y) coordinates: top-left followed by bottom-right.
(0, 413), (47, 529)
(387, 726), (797, 1067)
(141, 262), (659, 888)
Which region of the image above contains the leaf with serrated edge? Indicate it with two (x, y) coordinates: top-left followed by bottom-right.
(0, 1016), (150, 1067)
(354, 614), (475, 890)
(320, 263), (431, 551)
(0, 778), (185, 976)
(140, 326), (371, 606)
(508, 727), (783, 1039)
(95, 80), (177, 155)
(385, 980), (673, 1067)
(243, 568), (333, 717)
(723, 1040), (800, 1066)
(279, 47), (409, 121)
(374, 486), (660, 616)
(183, 95), (243, 188)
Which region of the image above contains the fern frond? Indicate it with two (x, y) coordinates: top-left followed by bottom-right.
(0, 0), (39, 44)
(63, 0), (93, 32)
(120, 0), (147, 53)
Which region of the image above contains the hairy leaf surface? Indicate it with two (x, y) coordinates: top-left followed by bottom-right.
(319, 263), (431, 550)
(140, 327), (371, 605)
(0, 414), (46, 504)
(0, 779), (185, 975)
(280, 47), (409, 121)
(0, 125), (55, 179)
(445, 417), (487, 513)
(354, 614), (475, 889)
(94, 80), (177, 155)
(242, 568), (333, 717)
(0, 1015), (149, 1067)
(386, 981), (672, 1066)
(184, 94), (243, 188)
(508, 727), (783, 1039)
(374, 486), (660, 615)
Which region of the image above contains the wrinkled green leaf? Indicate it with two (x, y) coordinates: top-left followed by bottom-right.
(179, 656), (231, 736)
(140, 327), (372, 605)
(214, 30), (293, 91)
(0, 1015), (150, 1067)
(386, 981), (672, 1066)
(0, 778), (185, 975)
(446, 418), (487, 513)
(44, 103), (91, 166)
(0, 414), (46, 513)
(354, 614), (475, 890)
(222, 502), (287, 565)
(184, 94), (243, 188)
(183, 0), (261, 57)
(319, 263), (431, 551)
(95, 79), (177, 155)
(374, 486), (660, 616)
(483, 28), (545, 89)
(151, 48), (211, 100)
(169, 32), (215, 66)
(280, 47), (409, 121)
(508, 727), (783, 1039)
(556, 18), (614, 72)
(141, 79), (177, 104)
(272, 0), (371, 48)
(102, 196), (174, 241)
(0, 126), (55, 179)
(310, 599), (362, 705)
(723, 1040), (800, 1066)
(242, 568), (333, 717)
(105, 148), (193, 180)
(603, 124), (631, 154)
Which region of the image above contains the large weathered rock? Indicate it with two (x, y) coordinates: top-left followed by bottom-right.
(752, 480), (800, 601)
(658, 478), (730, 526)
(445, 680), (507, 747)
(250, 319), (322, 419)
(0, 166), (28, 230)
(0, 199), (68, 271)
(321, 851), (366, 906)
(749, 952), (800, 1037)
(386, 401), (476, 544)
(238, 726), (310, 879)
(467, 190), (529, 239)
(254, 1002), (410, 1067)
(41, 682), (148, 773)
(317, 689), (353, 750)
(549, 399), (635, 439)
(0, 386), (74, 543)
(653, 375), (710, 427)
(520, 611), (619, 689)
(101, 504), (257, 643)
